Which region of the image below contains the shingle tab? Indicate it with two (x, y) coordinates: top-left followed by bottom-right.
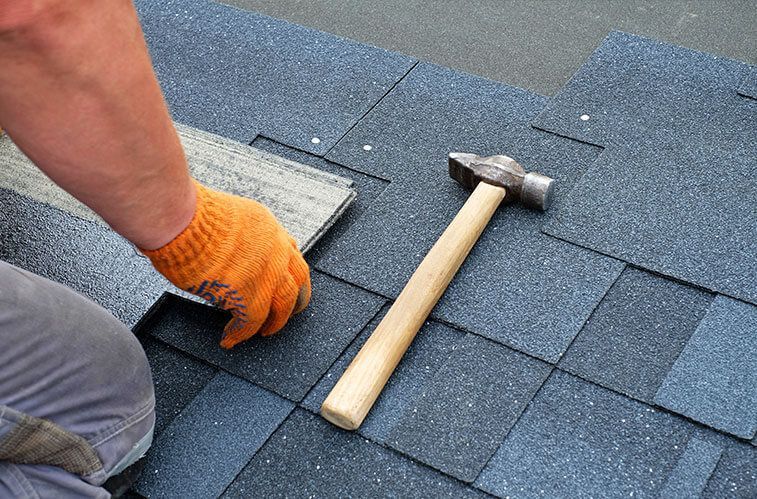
(703, 440), (757, 497)
(534, 31), (757, 304)
(0, 189), (169, 327)
(135, 372), (293, 498)
(559, 267), (714, 402)
(301, 308), (466, 443)
(387, 334), (552, 482)
(737, 65), (757, 99)
(138, 336), (217, 436)
(659, 437), (723, 499)
(476, 371), (692, 498)
(141, 272), (385, 401)
(135, 0), (415, 153)
(655, 296), (757, 439)
(318, 62), (623, 362)
(250, 137), (390, 266)
(222, 408), (488, 498)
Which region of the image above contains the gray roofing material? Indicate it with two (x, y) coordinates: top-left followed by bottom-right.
(301, 308), (466, 443)
(135, 372), (293, 498)
(140, 337), (217, 436)
(658, 437), (724, 499)
(0, 188), (169, 327)
(559, 266), (714, 402)
(221, 408), (488, 498)
(534, 31), (757, 304)
(703, 440), (757, 497)
(654, 295), (757, 440)
(141, 273), (385, 401)
(387, 334), (552, 482)
(316, 62), (624, 362)
(475, 370), (697, 498)
(250, 137), (391, 265)
(135, 0), (415, 154)
(0, 126), (357, 252)
(737, 66), (757, 99)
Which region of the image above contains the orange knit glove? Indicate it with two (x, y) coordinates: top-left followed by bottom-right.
(142, 181), (311, 349)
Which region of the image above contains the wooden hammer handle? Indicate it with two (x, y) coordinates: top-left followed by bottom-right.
(321, 182), (506, 430)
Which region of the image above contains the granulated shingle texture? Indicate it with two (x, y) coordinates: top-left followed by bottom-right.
(559, 267), (714, 402)
(319, 62), (623, 362)
(0, 127), (357, 253)
(301, 308), (465, 443)
(222, 408), (488, 498)
(703, 440), (757, 497)
(251, 137), (390, 265)
(475, 371), (693, 498)
(0, 189), (169, 327)
(142, 272), (385, 401)
(658, 437), (723, 498)
(655, 296), (757, 439)
(138, 336), (217, 436)
(387, 334), (552, 482)
(738, 65), (757, 99)
(135, 0), (415, 154)
(535, 31), (757, 304)
(135, 372), (293, 498)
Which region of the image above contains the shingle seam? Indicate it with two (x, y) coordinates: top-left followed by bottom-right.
(322, 60), (421, 159)
(218, 406), (299, 498)
(254, 135), (395, 184)
(470, 366), (557, 485)
(292, 401), (498, 498)
(540, 227), (753, 305)
(555, 366), (753, 444)
(298, 303), (389, 405)
(310, 266), (394, 299)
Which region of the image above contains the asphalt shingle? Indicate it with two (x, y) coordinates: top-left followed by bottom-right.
(559, 267), (714, 402)
(655, 295), (757, 440)
(141, 272), (385, 401)
(387, 334), (552, 482)
(318, 62), (623, 362)
(135, 0), (415, 154)
(475, 371), (693, 498)
(0, 189), (169, 327)
(737, 65), (757, 99)
(659, 436), (723, 498)
(138, 336), (217, 436)
(135, 372), (293, 498)
(535, 31), (757, 304)
(703, 440), (757, 497)
(250, 137), (391, 266)
(301, 308), (466, 443)
(222, 408), (487, 498)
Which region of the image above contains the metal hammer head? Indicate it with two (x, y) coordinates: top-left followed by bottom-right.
(448, 152), (555, 211)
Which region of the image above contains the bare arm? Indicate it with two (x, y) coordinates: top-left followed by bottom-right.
(0, 0), (195, 249)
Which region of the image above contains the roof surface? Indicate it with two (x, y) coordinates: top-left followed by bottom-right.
(2, 0), (755, 497)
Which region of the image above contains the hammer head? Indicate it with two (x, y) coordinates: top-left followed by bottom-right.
(448, 152), (555, 211)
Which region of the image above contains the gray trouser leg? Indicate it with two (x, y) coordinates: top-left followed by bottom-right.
(0, 260), (155, 498)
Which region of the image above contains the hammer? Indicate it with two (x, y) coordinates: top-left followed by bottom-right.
(321, 152), (555, 430)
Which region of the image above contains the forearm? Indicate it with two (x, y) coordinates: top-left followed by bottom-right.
(0, 0), (194, 249)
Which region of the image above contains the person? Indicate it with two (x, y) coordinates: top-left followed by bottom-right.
(0, 0), (311, 496)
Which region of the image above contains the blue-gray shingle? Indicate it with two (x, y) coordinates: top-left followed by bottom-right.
(655, 296), (757, 440)
(135, 372), (293, 498)
(387, 334), (552, 482)
(535, 31), (757, 304)
(301, 308), (466, 443)
(658, 437), (723, 498)
(476, 370), (693, 498)
(559, 267), (714, 402)
(222, 408), (487, 498)
(142, 272), (385, 402)
(135, 0), (415, 153)
(318, 62), (623, 362)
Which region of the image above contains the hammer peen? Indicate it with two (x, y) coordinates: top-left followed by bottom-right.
(321, 152), (555, 430)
